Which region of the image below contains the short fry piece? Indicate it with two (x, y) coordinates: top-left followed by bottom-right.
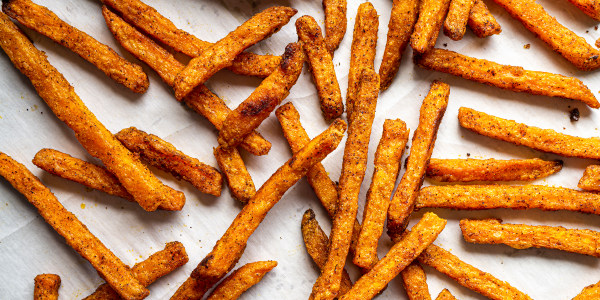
(436, 289), (458, 300)
(444, 0), (476, 40)
(206, 261), (277, 300)
(468, 0), (502, 38)
(214, 146), (256, 203)
(459, 107), (600, 159)
(34, 274), (61, 300)
(410, 0), (452, 53)
(323, 0), (347, 53)
(426, 158), (563, 182)
(567, 0), (600, 20)
(401, 263), (432, 300)
(579, 165), (600, 192)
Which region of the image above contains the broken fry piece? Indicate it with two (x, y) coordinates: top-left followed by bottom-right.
(34, 274), (61, 300)
(206, 261), (277, 300)
(411, 0), (452, 53)
(579, 165), (600, 192)
(322, 0), (347, 53)
(436, 289), (457, 300)
(567, 0), (600, 20)
(214, 146), (257, 203)
(468, 0), (502, 38)
(401, 263), (432, 300)
(426, 158), (563, 182)
(444, 0), (476, 40)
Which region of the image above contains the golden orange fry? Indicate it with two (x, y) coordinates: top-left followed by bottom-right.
(444, 0), (476, 40)
(34, 274), (61, 300)
(214, 146), (256, 204)
(410, 0), (452, 53)
(579, 165), (600, 192)
(401, 263), (432, 300)
(567, 0), (600, 20)
(206, 261), (277, 300)
(468, 0), (502, 38)
(436, 289), (457, 300)
(574, 279), (600, 299)
(322, 0), (347, 54)
(426, 158), (563, 182)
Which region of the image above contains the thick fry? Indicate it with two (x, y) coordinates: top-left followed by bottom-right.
(567, 0), (600, 20)
(387, 81), (449, 242)
(0, 11), (183, 212)
(173, 7), (297, 100)
(579, 165), (600, 192)
(340, 213), (447, 300)
(436, 289), (458, 300)
(354, 119), (409, 270)
(170, 120), (347, 300)
(0, 153), (147, 300)
(426, 158), (563, 182)
(296, 15), (344, 120)
(206, 261), (277, 300)
(115, 127), (222, 197)
(401, 263), (432, 300)
(2, 0), (148, 93)
(218, 42), (304, 148)
(416, 49), (599, 108)
(34, 274), (61, 300)
(459, 107), (600, 159)
(418, 244), (531, 300)
(323, 0), (347, 53)
(444, 0), (476, 40)
(410, 0), (452, 53)
(214, 146), (256, 203)
(468, 0), (502, 38)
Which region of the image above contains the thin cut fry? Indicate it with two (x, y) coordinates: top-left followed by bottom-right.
(410, 0), (452, 53)
(579, 165), (600, 192)
(34, 274), (61, 300)
(426, 158), (563, 182)
(340, 213), (447, 300)
(418, 244), (532, 300)
(444, 0), (476, 40)
(567, 0), (600, 20)
(468, 0), (502, 38)
(387, 80), (449, 242)
(323, 0), (347, 54)
(436, 289), (458, 300)
(2, 0), (148, 93)
(206, 261), (277, 300)
(415, 49), (599, 108)
(0, 153), (147, 300)
(0, 11), (183, 212)
(401, 263), (432, 300)
(214, 146), (256, 203)
(459, 107), (600, 159)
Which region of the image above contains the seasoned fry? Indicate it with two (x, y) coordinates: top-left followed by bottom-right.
(354, 119), (409, 270)
(567, 0), (600, 20)
(218, 42), (304, 149)
(436, 289), (457, 300)
(579, 165), (600, 192)
(0, 11), (183, 212)
(323, 0), (347, 53)
(418, 244), (531, 300)
(387, 81), (449, 242)
(34, 274), (61, 300)
(2, 0), (148, 93)
(401, 263), (432, 300)
(214, 146), (256, 203)
(444, 0), (476, 40)
(416, 49), (599, 108)
(468, 0), (502, 38)
(410, 0), (452, 53)
(426, 158), (563, 182)
(340, 213), (447, 300)
(575, 280), (600, 299)
(459, 107), (600, 159)
(206, 261), (277, 300)
(296, 15), (344, 119)
(173, 7), (297, 100)
(0, 153), (147, 300)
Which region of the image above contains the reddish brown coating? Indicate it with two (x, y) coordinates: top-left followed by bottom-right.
(411, 0), (452, 53)
(444, 0), (476, 41)
(214, 146), (256, 203)
(426, 158), (563, 182)
(436, 289), (458, 300)
(206, 261), (277, 300)
(468, 0), (502, 38)
(401, 262), (432, 300)
(34, 274), (61, 300)
(578, 165), (600, 192)
(323, 0), (347, 54)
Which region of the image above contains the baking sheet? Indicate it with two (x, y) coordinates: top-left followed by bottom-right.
(1, 0), (600, 299)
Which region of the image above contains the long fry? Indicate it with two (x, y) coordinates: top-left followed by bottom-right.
(387, 81), (449, 242)
(436, 289), (457, 300)
(468, 0), (502, 38)
(579, 165), (600, 192)
(410, 0), (452, 53)
(401, 263), (432, 300)
(34, 274), (61, 300)
(444, 0), (476, 40)
(214, 146), (257, 203)
(567, 0), (600, 20)
(206, 261), (277, 300)
(426, 158), (563, 182)
(323, 0), (347, 54)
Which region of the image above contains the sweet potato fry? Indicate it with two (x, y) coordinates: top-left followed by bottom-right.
(459, 107), (600, 159)
(444, 0), (476, 40)
(579, 165), (600, 192)
(173, 6), (297, 100)
(34, 274), (61, 300)
(575, 280), (600, 299)
(468, 0), (502, 38)
(436, 289), (457, 300)
(401, 263), (432, 300)
(323, 0), (347, 54)
(426, 158), (563, 182)
(387, 81), (449, 242)
(416, 49), (599, 108)
(354, 119), (409, 270)
(418, 244), (532, 300)
(0, 153), (147, 300)
(206, 261), (277, 300)
(567, 0), (600, 20)
(410, 0), (452, 53)
(0, 11), (183, 212)
(2, 0), (148, 93)
(214, 146), (256, 203)
(340, 213), (447, 300)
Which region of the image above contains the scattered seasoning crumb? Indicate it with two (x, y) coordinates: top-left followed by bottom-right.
(443, 43), (448, 47)
(586, 30), (590, 33)
(524, 44), (531, 49)
(596, 26), (599, 30)
(467, 153), (471, 157)
(570, 108), (580, 121)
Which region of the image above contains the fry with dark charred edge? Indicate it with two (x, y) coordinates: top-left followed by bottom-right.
(444, 0), (476, 40)
(2, 0), (148, 93)
(170, 120), (347, 300)
(401, 263), (432, 300)
(0, 11), (183, 212)
(436, 289), (458, 300)
(354, 119), (409, 270)
(387, 80), (449, 242)
(296, 15), (344, 120)
(83, 241), (188, 300)
(323, 0), (347, 54)
(426, 158), (563, 182)
(340, 213), (447, 300)
(206, 261), (277, 300)
(173, 7), (297, 100)
(579, 165), (600, 192)
(34, 274), (60, 300)
(459, 107), (600, 159)
(99, 0), (280, 77)
(214, 146), (256, 203)
(468, 0), (502, 38)
(410, 0), (452, 53)
(418, 244), (532, 300)
(492, 0), (600, 70)
(102, 7), (271, 156)
(416, 49), (599, 108)
(0, 153), (148, 300)
(311, 70), (379, 300)
(567, 0), (600, 20)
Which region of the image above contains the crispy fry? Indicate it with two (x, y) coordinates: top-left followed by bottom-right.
(575, 280), (600, 299)
(340, 213), (447, 300)
(296, 15), (344, 120)
(2, 0), (148, 93)
(468, 0), (502, 38)
(580, 165), (600, 192)
(173, 7), (297, 100)
(401, 263), (432, 300)
(323, 0), (347, 54)
(354, 119), (409, 270)
(0, 11), (183, 212)
(0, 153), (147, 300)
(444, 0), (476, 40)
(567, 0), (600, 20)
(218, 42), (304, 149)
(34, 274), (61, 300)
(418, 244), (532, 300)
(410, 0), (452, 53)
(387, 81), (449, 242)
(206, 261), (277, 300)
(436, 289), (457, 300)
(214, 146), (256, 203)
(416, 49), (599, 108)
(426, 158), (563, 182)
(459, 107), (600, 159)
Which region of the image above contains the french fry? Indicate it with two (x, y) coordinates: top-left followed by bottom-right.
(410, 0), (452, 53)
(170, 120), (347, 300)
(0, 11), (183, 212)
(468, 0), (502, 38)
(0, 153), (147, 300)
(173, 7), (297, 100)
(214, 146), (256, 203)
(206, 261), (277, 300)
(401, 263), (432, 300)
(296, 15), (344, 120)
(339, 213), (447, 300)
(218, 42), (305, 149)
(567, 0), (600, 20)
(322, 0), (347, 54)
(34, 274), (61, 300)
(426, 158), (563, 182)
(415, 49), (599, 108)
(444, 0), (476, 40)
(436, 289), (457, 300)
(418, 244), (532, 300)
(459, 107), (600, 159)
(387, 81), (449, 242)
(2, 0), (148, 93)
(354, 119), (409, 270)
(575, 280), (600, 299)
(579, 165), (600, 192)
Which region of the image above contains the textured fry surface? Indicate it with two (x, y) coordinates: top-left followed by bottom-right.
(426, 158), (563, 182)
(436, 289), (458, 300)
(214, 146), (256, 203)
(567, 0), (600, 20)
(401, 263), (432, 300)
(206, 261), (277, 300)
(468, 0), (502, 37)
(444, 0), (476, 40)
(579, 165), (600, 192)
(411, 0), (452, 53)
(323, 0), (347, 53)
(34, 274), (61, 300)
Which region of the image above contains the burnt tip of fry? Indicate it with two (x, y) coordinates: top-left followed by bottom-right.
(302, 208), (317, 226)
